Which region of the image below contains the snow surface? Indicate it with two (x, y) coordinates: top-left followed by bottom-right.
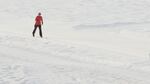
(0, 0), (150, 84)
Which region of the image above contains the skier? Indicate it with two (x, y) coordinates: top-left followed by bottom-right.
(32, 12), (43, 38)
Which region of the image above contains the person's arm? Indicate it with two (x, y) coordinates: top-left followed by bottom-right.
(41, 16), (43, 25)
(35, 16), (37, 21)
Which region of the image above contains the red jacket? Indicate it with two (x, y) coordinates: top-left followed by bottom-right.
(35, 15), (43, 25)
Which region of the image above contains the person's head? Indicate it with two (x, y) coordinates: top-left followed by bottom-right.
(38, 12), (41, 16)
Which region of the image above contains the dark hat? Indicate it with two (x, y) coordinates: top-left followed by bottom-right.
(38, 12), (41, 15)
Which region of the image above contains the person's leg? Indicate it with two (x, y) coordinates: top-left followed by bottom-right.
(39, 25), (43, 38)
(32, 25), (37, 37)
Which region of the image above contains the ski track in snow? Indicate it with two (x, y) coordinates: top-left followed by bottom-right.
(0, 33), (150, 84)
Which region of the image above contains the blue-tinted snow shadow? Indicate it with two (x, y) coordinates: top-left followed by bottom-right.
(73, 21), (150, 30)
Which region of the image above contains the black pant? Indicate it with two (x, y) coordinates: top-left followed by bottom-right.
(32, 25), (43, 37)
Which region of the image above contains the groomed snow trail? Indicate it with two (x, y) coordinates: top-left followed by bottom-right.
(0, 33), (150, 84)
